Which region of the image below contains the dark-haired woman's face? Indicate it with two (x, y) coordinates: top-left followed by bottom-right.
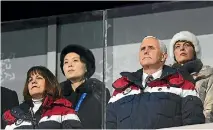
(174, 41), (195, 64)
(63, 52), (87, 81)
(28, 73), (46, 99)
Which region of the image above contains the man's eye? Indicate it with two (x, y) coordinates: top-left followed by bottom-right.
(141, 47), (145, 51)
(149, 46), (154, 50)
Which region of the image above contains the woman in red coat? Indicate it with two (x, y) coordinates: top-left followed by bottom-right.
(3, 66), (82, 129)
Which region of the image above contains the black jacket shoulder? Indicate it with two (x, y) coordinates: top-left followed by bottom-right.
(1, 87), (19, 129)
(60, 78), (110, 103)
(1, 87), (19, 112)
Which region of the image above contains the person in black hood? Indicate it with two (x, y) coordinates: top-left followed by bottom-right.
(60, 44), (110, 129)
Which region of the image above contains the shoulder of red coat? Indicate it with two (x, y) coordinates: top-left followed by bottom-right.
(54, 98), (73, 108)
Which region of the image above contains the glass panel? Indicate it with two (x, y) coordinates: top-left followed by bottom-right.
(107, 1), (213, 93)
(1, 19), (48, 102)
(56, 10), (106, 128)
(56, 10), (104, 83)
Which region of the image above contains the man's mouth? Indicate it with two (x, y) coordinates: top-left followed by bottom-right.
(143, 57), (151, 60)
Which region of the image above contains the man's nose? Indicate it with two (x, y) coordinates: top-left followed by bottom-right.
(144, 48), (149, 54)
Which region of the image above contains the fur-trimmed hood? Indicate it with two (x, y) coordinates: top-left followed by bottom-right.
(194, 65), (213, 81)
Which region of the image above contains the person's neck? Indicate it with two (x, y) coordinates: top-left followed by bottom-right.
(143, 64), (163, 75)
(32, 95), (43, 101)
(178, 59), (195, 65)
(70, 79), (85, 92)
(32, 97), (43, 113)
(178, 61), (186, 65)
(32, 97), (43, 103)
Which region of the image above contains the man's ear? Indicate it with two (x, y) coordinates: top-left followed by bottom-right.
(161, 53), (168, 62)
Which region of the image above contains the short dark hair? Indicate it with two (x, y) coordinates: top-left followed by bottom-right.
(23, 66), (61, 101)
(174, 40), (195, 49)
(174, 40), (197, 60)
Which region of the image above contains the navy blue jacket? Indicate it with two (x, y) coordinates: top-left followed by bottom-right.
(106, 66), (205, 129)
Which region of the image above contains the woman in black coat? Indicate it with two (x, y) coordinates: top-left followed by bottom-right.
(60, 44), (111, 129)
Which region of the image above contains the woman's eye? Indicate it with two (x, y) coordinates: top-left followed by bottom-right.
(37, 76), (43, 79)
(175, 46), (180, 49)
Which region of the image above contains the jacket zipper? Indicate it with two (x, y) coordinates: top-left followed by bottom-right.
(30, 108), (38, 129)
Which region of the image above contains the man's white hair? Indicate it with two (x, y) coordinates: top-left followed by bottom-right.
(142, 36), (167, 54)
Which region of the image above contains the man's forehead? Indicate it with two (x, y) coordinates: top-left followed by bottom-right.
(140, 36), (159, 47)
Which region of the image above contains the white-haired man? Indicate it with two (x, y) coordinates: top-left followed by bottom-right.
(106, 36), (205, 129)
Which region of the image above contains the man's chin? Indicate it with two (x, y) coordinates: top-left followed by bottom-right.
(141, 62), (153, 66)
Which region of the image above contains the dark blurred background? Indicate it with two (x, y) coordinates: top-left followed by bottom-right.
(1, 1), (164, 22)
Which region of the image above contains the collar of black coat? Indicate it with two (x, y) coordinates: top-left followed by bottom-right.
(113, 65), (177, 90)
(61, 79), (95, 96)
(172, 59), (203, 74)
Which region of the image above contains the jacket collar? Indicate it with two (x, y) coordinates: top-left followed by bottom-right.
(61, 80), (93, 96)
(9, 96), (71, 122)
(160, 65), (177, 79)
(9, 96), (54, 121)
(21, 96), (54, 110)
(172, 59), (203, 74)
(120, 65), (177, 88)
(192, 65), (213, 81)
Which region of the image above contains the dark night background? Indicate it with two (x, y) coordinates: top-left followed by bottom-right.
(1, 1), (163, 22)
